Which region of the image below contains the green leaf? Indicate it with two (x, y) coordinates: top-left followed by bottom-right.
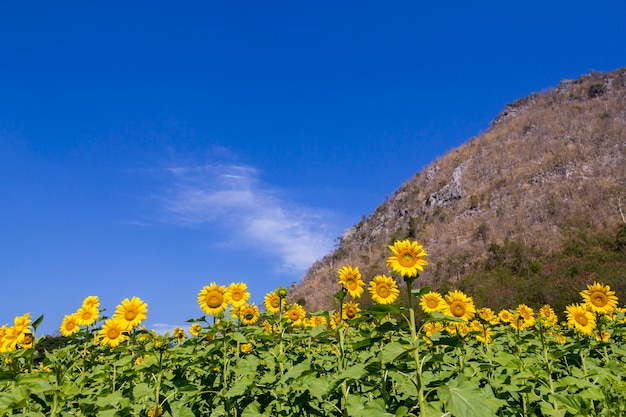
(31, 314), (44, 331)
(229, 331), (248, 344)
(242, 400), (264, 417)
(381, 341), (407, 363)
(427, 311), (465, 323)
(438, 379), (498, 417)
(133, 382), (153, 399)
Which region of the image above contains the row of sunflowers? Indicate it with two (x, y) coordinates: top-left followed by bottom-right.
(1, 239), (625, 416)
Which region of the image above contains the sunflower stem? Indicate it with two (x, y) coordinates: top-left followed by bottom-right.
(404, 274), (426, 417)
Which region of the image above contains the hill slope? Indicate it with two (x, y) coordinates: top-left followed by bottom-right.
(289, 68), (626, 314)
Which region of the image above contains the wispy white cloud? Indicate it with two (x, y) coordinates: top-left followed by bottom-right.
(154, 163), (336, 273)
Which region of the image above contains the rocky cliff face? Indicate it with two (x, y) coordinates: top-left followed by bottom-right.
(289, 68), (626, 312)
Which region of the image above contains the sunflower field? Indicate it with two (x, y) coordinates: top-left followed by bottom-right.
(2, 239), (626, 416)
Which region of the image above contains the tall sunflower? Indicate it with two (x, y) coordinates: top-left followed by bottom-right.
(99, 319), (128, 348)
(113, 297), (148, 331)
(420, 291), (446, 314)
(566, 303), (596, 336)
(387, 239), (428, 277)
(60, 314), (80, 337)
(580, 282), (618, 314)
(443, 290), (475, 321)
(263, 291), (283, 313)
(225, 282), (250, 308)
(75, 305), (99, 327)
(338, 265), (365, 299)
(198, 283), (229, 315)
(239, 303), (260, 325)
(368, 274), (400, 304)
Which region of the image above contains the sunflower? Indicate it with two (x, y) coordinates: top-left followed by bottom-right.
(580, 282), (618, 314)
(498, 309), (513, 323)
(338, 265), (365, 299)
(173, 326), (186, 342)
(329, 312), (343, 330)
(198, 283), (229, 315)
(386, 239), (428, 277)
(475, 327), (493, 344)
(342, 301), (361, 320)
(566, 303), (596, 336)
(443, 290), (476, 321)
(99, 319), (128, 347)
(264, 291), (283, 313)
(420, 291), (446, 314)
(539, 304), (558, 327)
(240, 343), (253, 354)
(1, 327), (20, 352)
(189, 323), (202, 337)
(81, 295), (100, 310)
(225, 282), (250, 308)
(113, 297), (148, 331)
(75, 305), (99, 326)
(367, 274), (400, 304)
(239, 304), (260, 325)
(286, 303), (306, 323)
(595, 330), (610, 342)
(60, 314), (80, 337)
(13, 312), (31, 333)
(516, 304), (536, 328)
(311, 315), (327, 327)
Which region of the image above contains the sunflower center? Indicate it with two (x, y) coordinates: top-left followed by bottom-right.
(244, 312), (255, 320)
(125, 308), (138, 321)
(288, 311), (299, 321)
(450, 301), (466, 317)
(399, 251), (417, 267)
(270, 297), (280, 308)
(231, 291), (243, 301)
(591, 291), (607, 307)
(575, 313), (589, 326)
(345, 308), (357, 319)
(107, 327), (120, 339)
(426, 297), (439, 308)
(346, 278), (358, 290)
(376, 284), (390, 297)
(206, 292), (223, 308)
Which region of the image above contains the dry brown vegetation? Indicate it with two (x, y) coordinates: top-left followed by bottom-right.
(289, 68), (626, 313)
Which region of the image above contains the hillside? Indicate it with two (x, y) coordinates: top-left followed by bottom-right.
(289, 67), (626, 315)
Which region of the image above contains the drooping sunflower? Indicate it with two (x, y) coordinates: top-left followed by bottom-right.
(443, 290), (476, 321)
(516, 304), (536, 329)
(198, 283), (228, 315)
(113, 297), (148, 331)
(239, 303), (260, 325)
(81, 295), (100, 310)
(189, 323), (202, 337)
(342, 301), (361, 320)
(99, 319), (128, 347)
(386, 239), (428, 277)
(475, 327), (493, 344)
(329, 311), (343, 330)
(368, 274), (400, 304)
(566, 303), (596, 336)
(286, 303), (306, 323)
(60, 314), (80, 337)
(338, 265), (365, 299)
(75, 305), (99, 326)
(1, 327), (20, 352)
(225, 282), (250, 308)
(580, 282), (619, 314)
(264, 291), (283, 313)
(420, 291), (446, 314)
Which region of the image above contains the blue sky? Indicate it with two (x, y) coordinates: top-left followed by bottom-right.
(1, 2), (625, 336)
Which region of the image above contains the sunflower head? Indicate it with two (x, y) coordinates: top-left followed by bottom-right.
(99, 319), (128, 348)
(420, 291), (446, 314)
(286, 303), (306, 323)
(338, 265), (365, 299)
(189, 323), (203, 337)
(264, 291), (283, 313)
(580, 282), (618, 314)
(239, 304), (260, 325)
(368, 274), (400, 304)
(226, 282), (251, 308)
(81, 295), (100, 310)
(443, 290), (476, 321)
(113, 297), (148, 331)
(60, 314), (80, 337)
(198, 283), (229, 315)
(386, 239), (428, 277)
(566, 303), (596, 336)
(75, 305), (99, 327)
(342, 301), (361, 320)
